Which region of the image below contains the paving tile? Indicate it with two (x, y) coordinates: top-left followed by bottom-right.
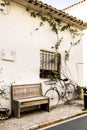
(0, 100), (84, 130)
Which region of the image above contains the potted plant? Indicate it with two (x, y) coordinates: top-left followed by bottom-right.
(76, 85), (83, 99)
(0, 81), (9, 119)
(0, 81), (9, 101)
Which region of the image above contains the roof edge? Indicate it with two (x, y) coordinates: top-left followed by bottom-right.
(63, 0), (86, 11)
(11, 0), (87, 30)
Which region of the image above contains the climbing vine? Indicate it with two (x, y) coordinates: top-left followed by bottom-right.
(61, 24), (82, 61)
(26, 8), (82, 61)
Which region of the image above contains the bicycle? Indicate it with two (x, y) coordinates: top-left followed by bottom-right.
(44, 78), (76, 108)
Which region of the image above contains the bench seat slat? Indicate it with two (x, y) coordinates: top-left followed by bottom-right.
(20, 99), (49, 108)
(16, 96), (49, 103)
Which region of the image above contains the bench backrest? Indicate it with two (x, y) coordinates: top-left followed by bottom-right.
(11, 83), (42, 100)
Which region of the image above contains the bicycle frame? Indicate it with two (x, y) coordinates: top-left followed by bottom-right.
(58, 79), (75, 101)
(45, 78), (76, 107)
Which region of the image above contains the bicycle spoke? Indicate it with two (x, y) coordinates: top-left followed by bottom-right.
(45, 89), (60, 108)
(66, 83), (76, 101)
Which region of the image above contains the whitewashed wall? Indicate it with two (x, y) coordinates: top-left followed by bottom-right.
(0, 1), (83, 110)
(65, 1), (87, 22)
(65, 1), (87, 86)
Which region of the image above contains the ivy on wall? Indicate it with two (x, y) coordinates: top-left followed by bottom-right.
(0, 0), (10, 15)
(26, 8), (82, 61)
(0, 2), (82, 61)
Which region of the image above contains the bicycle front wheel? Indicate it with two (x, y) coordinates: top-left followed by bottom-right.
(66, 83), (76, 101)
(45, 88), (60, 108)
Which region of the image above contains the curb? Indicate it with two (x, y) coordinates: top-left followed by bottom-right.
(27, 110), (87, 130)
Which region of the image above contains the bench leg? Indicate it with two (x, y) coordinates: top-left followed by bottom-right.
(41, 104), (50, 112)
(15, 101), (21, 118)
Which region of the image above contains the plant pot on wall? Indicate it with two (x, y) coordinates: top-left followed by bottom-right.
(0, 108), (9, 120)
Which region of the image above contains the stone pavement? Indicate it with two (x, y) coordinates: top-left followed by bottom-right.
(0, 100), (86, 130)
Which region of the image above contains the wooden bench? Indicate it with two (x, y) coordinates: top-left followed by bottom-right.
(11, 83), (50, 118)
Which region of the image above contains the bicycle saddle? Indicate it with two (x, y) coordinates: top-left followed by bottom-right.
(60, 78), (68, 81)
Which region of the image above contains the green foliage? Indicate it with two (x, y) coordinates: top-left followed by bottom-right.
(40, 22), (44, 26)
(51, 71), (60, 82)
(26, 9), (82, 61)
(76, 85), (82, 99)
(76, 85), (82, 95)
(61, 24), (70, 31)
(65, 50), (69, 61)
(69, 28), (80, 36)
(0, 81), (9, 99)
(30, 21), (44, 35)
(0, 88), (8, 99)
(55, 37), (63, 50)
(48, 19), (58, 34)
(30, 11), (37, 17)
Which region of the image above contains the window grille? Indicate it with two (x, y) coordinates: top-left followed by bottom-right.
(40, 50), (61, 79)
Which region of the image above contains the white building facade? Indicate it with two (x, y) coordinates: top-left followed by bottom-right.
(0, 0), (87, 111)
(64, 0), (87, 86)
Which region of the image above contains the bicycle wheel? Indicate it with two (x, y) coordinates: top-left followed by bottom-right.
(66, 83), (76, 101)
(45, 88), (60, 108)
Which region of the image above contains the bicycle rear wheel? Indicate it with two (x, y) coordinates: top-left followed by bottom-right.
(66, 83), (76, 101)
(45, 88), (60, 108)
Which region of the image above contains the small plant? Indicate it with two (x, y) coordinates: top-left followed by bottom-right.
(0, 68), (9, 100)
(0, 81), (10, 119)
(0, 80), (9, 108)
(76, 85), (82, 99)
(0, 81), (8, 99)
(51, 71), (60, 82)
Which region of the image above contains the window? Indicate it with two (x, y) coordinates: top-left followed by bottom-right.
(40, 49), (61, 79)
